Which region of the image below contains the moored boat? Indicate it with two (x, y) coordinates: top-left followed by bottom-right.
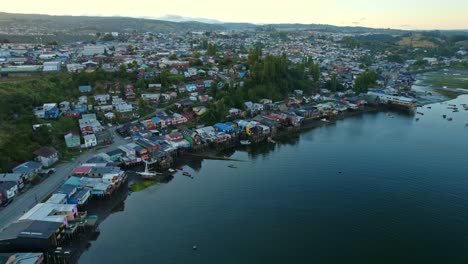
(136, 160), (162, 180)
(182, 171), (191, 176)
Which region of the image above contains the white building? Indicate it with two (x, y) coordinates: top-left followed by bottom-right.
(82, 45), (107, 56)
(43, 61), (61, 72)
(83, 134), (97, 148)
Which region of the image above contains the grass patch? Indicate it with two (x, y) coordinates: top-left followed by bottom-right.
(130, 180), (157, 192)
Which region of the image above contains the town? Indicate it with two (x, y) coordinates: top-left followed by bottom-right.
(0, 20), (467, 263)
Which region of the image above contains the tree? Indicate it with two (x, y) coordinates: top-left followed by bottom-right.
(206, 43), (218, 56)
(169, 54), (178, 60)
(354, 70), (377, 94)
(102, 34), (115, 41)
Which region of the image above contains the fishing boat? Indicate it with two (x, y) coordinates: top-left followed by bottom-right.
(136, 160), (162, 180)
(182, 171), (191, 177)
(240, 140), (251, 145)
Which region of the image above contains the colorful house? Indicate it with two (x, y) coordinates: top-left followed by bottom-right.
(79, 85), (92, 93)
(64, 132), (81, 148)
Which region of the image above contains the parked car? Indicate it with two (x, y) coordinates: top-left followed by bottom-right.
(1, 199), (13, 208)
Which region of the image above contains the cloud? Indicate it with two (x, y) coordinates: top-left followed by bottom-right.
(360, 17), (367, 21)
(400, 24), (411, 28)
(352, 21), (360, 25)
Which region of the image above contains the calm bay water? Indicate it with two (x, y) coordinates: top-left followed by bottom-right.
(80, 95), (468, 264)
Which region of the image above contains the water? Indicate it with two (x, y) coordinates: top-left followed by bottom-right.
(80, 95), (468, 264)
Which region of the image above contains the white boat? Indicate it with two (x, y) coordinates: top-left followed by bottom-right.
(240, 140), (251, 145)
(137, 160), (161, 179)
(321, 118), (330, 123)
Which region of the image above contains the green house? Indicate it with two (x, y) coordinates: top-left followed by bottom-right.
(64, 132), (81, 148)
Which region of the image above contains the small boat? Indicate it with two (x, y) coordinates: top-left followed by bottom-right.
(240, 140), (251, 145)
(136, 160), (162, 180)
(228, 164), (237, 168)
(427, 106), (432, 109)
(442, 115), (446, 118)
(267, 137), (276, 144)
(415, 118), (419, 122)
(465, 123), (468, 127)
(447, 117), (453, 121)
(168, 168), (176, 173)
(177, 166), (183, 171)
(453, 109), (459, 112)
(321, 118), (330, 122)
(182, 171), (191, 177)
(417, 112), (424, 115)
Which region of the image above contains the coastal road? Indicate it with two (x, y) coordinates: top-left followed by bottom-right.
(0, 128), (127, 231)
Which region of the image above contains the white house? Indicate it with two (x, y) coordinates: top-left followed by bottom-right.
(83, 134), (97, 148)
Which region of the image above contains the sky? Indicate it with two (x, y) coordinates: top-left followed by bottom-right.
(3, 0), (468, 30)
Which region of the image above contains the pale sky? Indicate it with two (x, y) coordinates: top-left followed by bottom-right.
(3, 0), (468, 30)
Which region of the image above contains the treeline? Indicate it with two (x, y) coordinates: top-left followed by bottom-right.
(199, 49), (316, 124)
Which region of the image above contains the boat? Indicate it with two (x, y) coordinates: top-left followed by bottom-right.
(136, 160), (162, 180)
(176, 166), (183, 171)
(228, 164), (237, 168)
(417, 112), (424, 115)
(442, 115), (446, 118)
(447, 117), (453, 121)
(267, 137), (276, 144)
(427, 106), (432, 109)
(465, 123), (468, 127)
(415, 118), (419, 121)
(240, 140), (251, 145)
(182, 171), (191, 177)
(168, 168), (176, 173)
(321, 118), (330, 122)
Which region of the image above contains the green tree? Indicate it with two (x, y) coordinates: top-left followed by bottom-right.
(354, 70), (377, 94)
(102, 34), (115, 41)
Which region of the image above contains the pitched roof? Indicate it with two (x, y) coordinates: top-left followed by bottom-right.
(33, 147), (57, 158)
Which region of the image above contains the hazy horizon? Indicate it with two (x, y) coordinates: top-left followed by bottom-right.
(2, 0), (468, 30)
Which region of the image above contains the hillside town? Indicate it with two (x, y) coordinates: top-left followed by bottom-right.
(0, 27), (467, 263)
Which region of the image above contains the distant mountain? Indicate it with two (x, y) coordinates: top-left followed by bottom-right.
(155, 14), (224, 24)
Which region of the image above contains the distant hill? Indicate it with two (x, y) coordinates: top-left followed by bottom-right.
(0, 12), (405, 35)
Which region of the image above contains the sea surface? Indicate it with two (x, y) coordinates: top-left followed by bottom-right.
(80, 95), (468, 264)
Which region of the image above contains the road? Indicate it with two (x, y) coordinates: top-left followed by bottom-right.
(0, 127), (127, 231)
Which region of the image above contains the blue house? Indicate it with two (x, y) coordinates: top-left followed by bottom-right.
(44, 105), (60, 120)
(74, 103), (88, 113)
(12, 161), (42, 181)
(185, 83), (197, 92)
(214, 123), (235, 133)
(79, 85), (92, 93)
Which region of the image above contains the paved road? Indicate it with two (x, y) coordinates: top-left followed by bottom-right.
(0, 128), (127, 231)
